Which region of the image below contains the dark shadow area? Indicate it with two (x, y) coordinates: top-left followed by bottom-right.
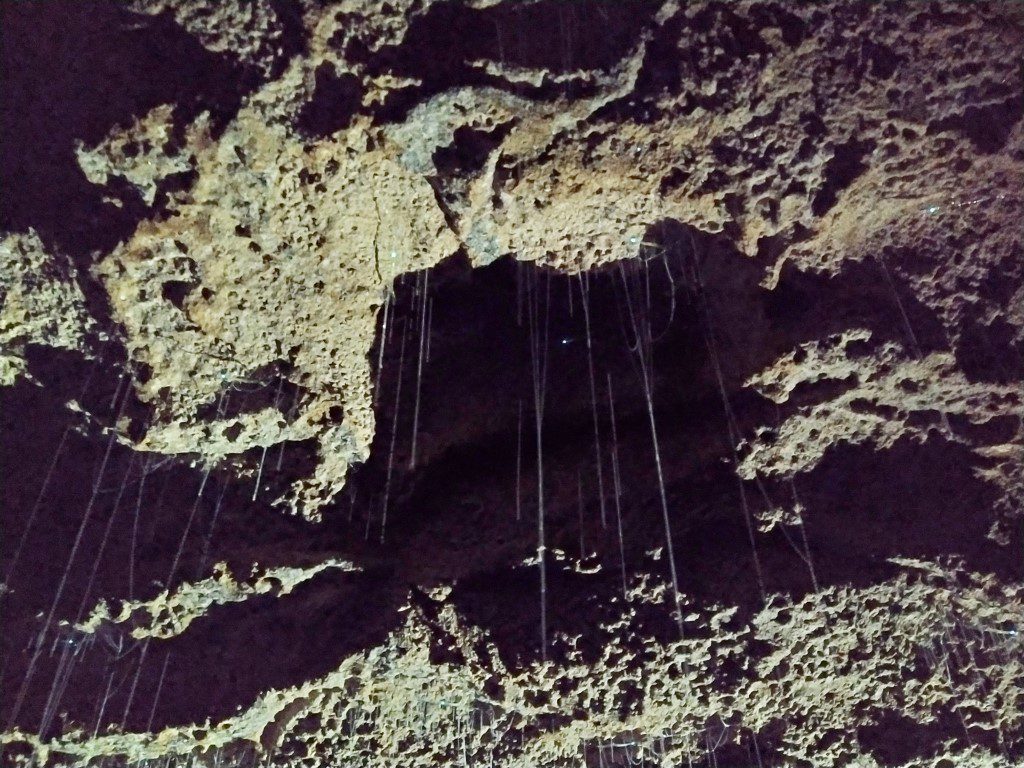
(112, 569), (400, 732)
(306, 0), (662, 133)
(858, 706), (1006, 765)
(956, 313), (1024, 386)
(430, 123), (518, 211)
(0, 347), (337, 735)
(295, 65), (364, 137)
(790, 435), (1022, 586)
(811, 138), (877, 217)
(332, 220), (1020, 667)
(926, 95), (1024, 155)
(762, 256), (952, 357)
(193, 363), (307, 425)
(596, 3), (785, 125)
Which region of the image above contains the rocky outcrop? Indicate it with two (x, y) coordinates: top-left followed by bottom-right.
(1, 1), (1021, 766)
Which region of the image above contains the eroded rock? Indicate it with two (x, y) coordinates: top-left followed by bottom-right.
(1, 1), (1021, 766)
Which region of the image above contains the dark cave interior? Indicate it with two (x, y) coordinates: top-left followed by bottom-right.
(2, 223), (1018, 743)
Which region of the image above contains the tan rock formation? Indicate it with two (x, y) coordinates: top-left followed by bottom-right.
(1, 1), (1020, 766)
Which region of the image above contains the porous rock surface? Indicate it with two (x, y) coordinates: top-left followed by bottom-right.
(1, 1), (1022, 766)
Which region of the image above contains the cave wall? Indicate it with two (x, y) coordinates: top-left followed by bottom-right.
(1, 1), (1022, 766)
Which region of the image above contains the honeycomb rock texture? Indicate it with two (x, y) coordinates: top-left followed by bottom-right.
(1, 1), (1021, 767)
